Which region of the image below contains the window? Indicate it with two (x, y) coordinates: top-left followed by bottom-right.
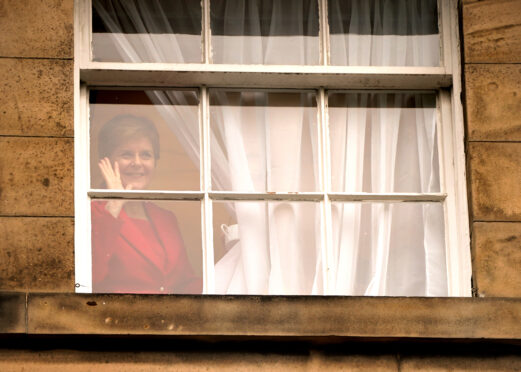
(74, 0), (470, 296)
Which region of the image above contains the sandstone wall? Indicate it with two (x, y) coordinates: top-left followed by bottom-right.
(0, 0), (520, 370)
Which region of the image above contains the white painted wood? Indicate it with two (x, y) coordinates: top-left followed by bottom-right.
(201, 86), (215, 294)
(319, 88), (333, 294)
(88, 190), (205, 200)
(209, 192), (324, 202)
(328, 193), (447, 202)
(439, 0), (453, 73)
(203, 0), (211, 64)
(319, 0), (330, 66)
(80, 64), (451, 90)
(74, 1), (93, 293)
(447, 0), (472, 297)
(74, 84), (92, 293)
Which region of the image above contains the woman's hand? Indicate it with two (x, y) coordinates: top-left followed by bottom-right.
(99, 157), (125, 190)
(98, 158), (132, 218)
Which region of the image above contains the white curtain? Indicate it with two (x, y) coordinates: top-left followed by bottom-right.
(211, 0), (319, 65)
(210, 92), (320, 295)
(92, 0), (447, 296)
(328, 0), (440, 66)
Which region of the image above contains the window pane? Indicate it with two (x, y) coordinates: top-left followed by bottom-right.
(210, 90), (319, 192)
(90, 89), (200, 191)
(213, 201), (321, 295)
(328, 92), (440, 193)
(328, 0), (440, 66)
(91, 199), (202, 294)
(331, 202), (446, 296)
(211, 0), (320, 65)
(92, 0), (202, 63)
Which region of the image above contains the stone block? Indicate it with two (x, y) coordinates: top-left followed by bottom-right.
(0, 349), (398, 372)
(0, 292), (25, 333)
(465, 64), (521, 141)
(0, 137), (73, 216)
(401, 355), (521, 372)
(0, 217), (74, 292)
(463, 0), (521, 63)
(473, 222), (521, 297)
(0, 58), (73, 137)
(0, 0), (73, 59)
(469, 142), (521, 221)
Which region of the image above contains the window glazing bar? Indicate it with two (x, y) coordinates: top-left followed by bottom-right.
(80, 64), (451, 90)
(209, 192), (324, 202)
(328, 193), (447, 202)
(88, 190), (205, 200)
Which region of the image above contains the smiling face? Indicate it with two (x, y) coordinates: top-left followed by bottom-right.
(109, 137), (156, 190)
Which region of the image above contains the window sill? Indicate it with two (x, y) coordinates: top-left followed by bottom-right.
(2, 292), (520, 339)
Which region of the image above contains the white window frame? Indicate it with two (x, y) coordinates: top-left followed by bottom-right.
(73, 0), (471, 296)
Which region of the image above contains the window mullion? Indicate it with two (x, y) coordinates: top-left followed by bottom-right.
(319, 0), (330, 66)
(318, 87), (332, 294)
(203, 0), (212, 64)
(201, 86), (215, 294)
(75, 84), (92, 293)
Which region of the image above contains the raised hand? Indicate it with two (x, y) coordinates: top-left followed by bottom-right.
(99, 157), (124, 190)
(98, 158), (132, 218)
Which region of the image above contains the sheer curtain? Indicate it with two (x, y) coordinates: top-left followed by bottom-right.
(92, 0), (447, 296)
(211, 0), (319, 65)
(328, 0), (440, 66)
(210, 92), (320, 295)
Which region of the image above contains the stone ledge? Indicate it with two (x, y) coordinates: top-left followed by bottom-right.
(14, 293), (521, 339)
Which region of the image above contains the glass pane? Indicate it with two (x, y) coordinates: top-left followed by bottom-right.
(210, 90), (319, 192)
(331, 202), (446, 296)
(91, 199), (202, 294)
(328, 0), (440, 66)
(211, 0), (320, 65)
(213, 201), (321, 295)
(328, 92), (440, 193)
(90, 89), (200, 191)
(92, 0), (202, 63)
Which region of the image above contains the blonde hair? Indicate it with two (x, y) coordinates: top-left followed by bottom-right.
(98, 115), (160, 160)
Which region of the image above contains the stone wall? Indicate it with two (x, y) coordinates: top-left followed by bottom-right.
(463, 0), (521, 297)
(0, 0), (521, 370)
(0, 0), (74, 293)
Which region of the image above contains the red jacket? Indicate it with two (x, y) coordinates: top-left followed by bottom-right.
(91, 201), (202, 294)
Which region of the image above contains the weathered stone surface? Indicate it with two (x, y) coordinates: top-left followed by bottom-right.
(469, 142), (521, 221)
(0, 292), (25, 333)
(0, 58), (73, 137)
(0, 0), (73, 59)
(463, 0), (521, 63)
(27, 294), (521, 339)
(401, 355), (521, 372)
(0, 217), (74, 292)
(465, 64), (521, 141)
(0, 137), (73, 216)
(473, 222), (521, 297)
(0, 349), (398, 371)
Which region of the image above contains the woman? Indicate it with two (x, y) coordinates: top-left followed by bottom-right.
(92, 114), (202, 294)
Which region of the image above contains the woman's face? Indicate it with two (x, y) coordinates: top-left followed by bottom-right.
(109, 137), (156, 190)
